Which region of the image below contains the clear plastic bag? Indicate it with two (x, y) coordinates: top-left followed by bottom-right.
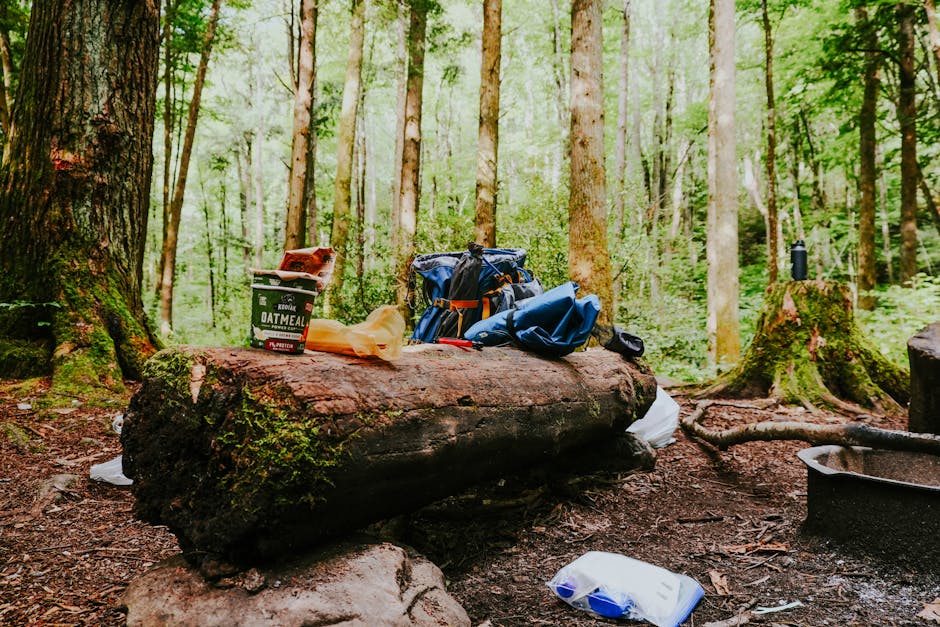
(547, 552), (703, 627)
(90, 455), (133, 486)
(627, 386), (680, 448)
(305, 305), (405, 361)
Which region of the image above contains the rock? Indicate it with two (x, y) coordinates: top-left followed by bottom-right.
(123, 541), (470, 627)
(908, 321), (940, 435)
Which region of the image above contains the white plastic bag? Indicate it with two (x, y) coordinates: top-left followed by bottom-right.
(627, 386), (680, 448)
(90, 455), (132, 486)
(89, 414), (132, 486)
(546, 551), (703, 627)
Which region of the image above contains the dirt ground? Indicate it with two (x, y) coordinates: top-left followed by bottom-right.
(0, 378), (938, 626)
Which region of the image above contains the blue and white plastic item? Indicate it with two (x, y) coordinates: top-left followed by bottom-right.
(546, 551), (704, 626)
(627, 386), (680, 448)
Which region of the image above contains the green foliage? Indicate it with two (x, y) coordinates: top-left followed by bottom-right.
(857, 274), (940, 368)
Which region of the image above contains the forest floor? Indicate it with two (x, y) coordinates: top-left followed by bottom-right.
(0, 378), (938, 626)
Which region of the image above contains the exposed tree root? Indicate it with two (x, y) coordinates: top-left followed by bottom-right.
(682, 399), (940, 454)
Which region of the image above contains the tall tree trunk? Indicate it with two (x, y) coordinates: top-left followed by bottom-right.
(158, 0), (222, 336)
(614, 0), (631, 241)
(707, 0), (740, 367)
(761, 0), (779, 285)
(390, 0), (408, 257)
(0, 0), (160, 390)
(252, 55), (266, 269)
(304, 4), (321, 248)
(897, 2), (919, 284)
(473, 0), (501, 248)
(326, 0), (366, 316)
(355, 103), (367, 301)
(569, 0), (613, 329)
(926, 0), (940, 86)
(857, 5), (880, 309)
(200, 176), (217, 328)
(154, 0), (175, 299)
(918, 166), (940, 237)
(237, 140), (253, 273)
(0, 22), (13, 138)
(284, 0), (318, 251)
(394, 0), (428, 321)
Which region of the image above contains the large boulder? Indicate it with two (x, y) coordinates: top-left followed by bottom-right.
(123, 541), (470, 626)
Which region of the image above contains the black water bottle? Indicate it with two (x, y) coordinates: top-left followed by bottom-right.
(791, 240), (807, 281)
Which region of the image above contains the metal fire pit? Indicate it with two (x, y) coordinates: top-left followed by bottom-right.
(797, 445), (940, 567)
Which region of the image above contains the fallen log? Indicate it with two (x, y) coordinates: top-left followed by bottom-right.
(681, 400), (940, 454)
(122, 345), (656, 564)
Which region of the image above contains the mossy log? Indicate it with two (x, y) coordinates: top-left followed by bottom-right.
(701, 280), (909, 414)
(121, 345), (656, 564)
(908, 321), (940, 434)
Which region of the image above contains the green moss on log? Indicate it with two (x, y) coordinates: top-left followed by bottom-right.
(214, 386), (346, 513)
(708, 280), (909, 414)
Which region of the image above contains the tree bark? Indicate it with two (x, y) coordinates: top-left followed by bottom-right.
(857, 6), (880, 310)
(284, 0), (318, 251)
(897, 2), (919, 284)
(682, 399), (940, 454)
(614, 0), (631, 241)
(158, 0), (222, 336)
(761, 0), (779, 285)
(473, 0), (501, 248)
(926, 0), (940, 87)
(326, 0), (366, 316)
(0, 0), (160, 390)
(390, 0), (408, 258)
(395, 0), (427, 321)
(569, 0), (613, 329)
(122, 345), (657, 563)
(707, 0), (740, 366)
(700, 280), (909, 415)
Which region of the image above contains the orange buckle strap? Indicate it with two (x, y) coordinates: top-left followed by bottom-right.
(449, 299), (479, 310)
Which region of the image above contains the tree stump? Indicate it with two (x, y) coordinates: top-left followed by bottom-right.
(702, 280), (909, 414)
(908, 321), (940, 434)
(121, 345), (656, 564)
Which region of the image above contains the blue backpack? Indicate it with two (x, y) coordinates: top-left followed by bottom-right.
(409, 244), (542, 343)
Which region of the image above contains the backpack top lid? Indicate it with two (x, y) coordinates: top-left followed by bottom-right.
(411, 247), (529, 304)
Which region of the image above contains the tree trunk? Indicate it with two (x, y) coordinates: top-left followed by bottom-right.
(917, 166), (940, 237)
(394, 0), (427, 321)
(897, 2), (919, 284)
(122, 345), (657, 564)
(0, 23), (13, 137)
(761, 0), (779, 285)
(700, 280), (909, 414)
(304, 12), (321, 248)
(473, 0), (501, 248)
(326, 0), (366, 316)
(707, 0), (740, 367)
(614, 0), (631, 241)
(926, 0), (940, 87)
(0, 0), (160, 391)
(284, 0), (318, 251)
(390, 0), (408, 258)
(857, 6), (880, 310)
(569, 0), (613, 329)
(158, 0), (222, 337)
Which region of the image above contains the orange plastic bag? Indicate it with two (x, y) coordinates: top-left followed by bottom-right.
(305, 305), (405, 361)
